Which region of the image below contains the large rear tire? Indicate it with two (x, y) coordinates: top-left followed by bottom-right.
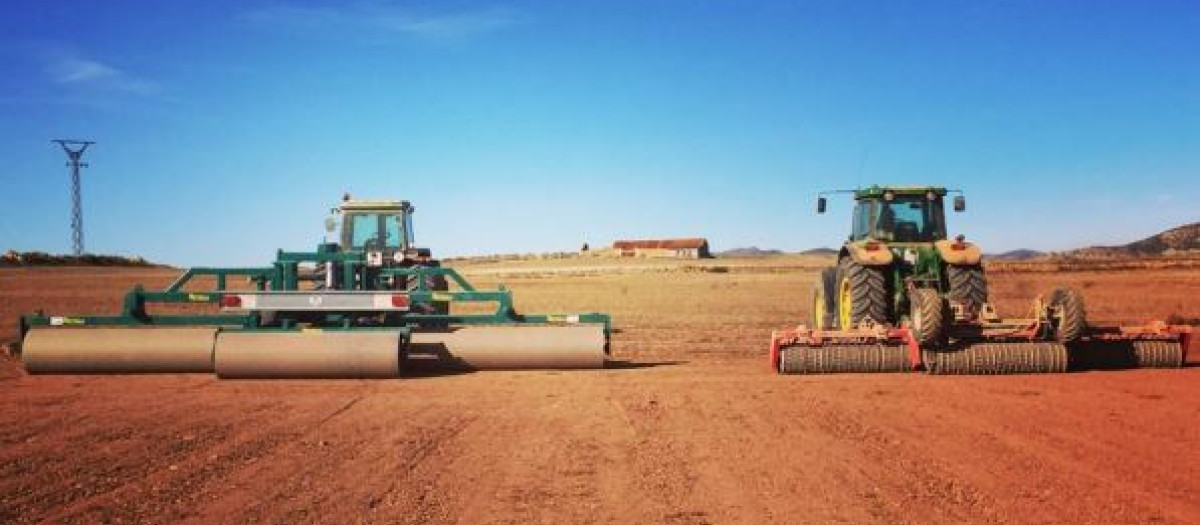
(812, 267), (837, 329)
(835, 259), (890, 329)
(1047, 288), (1087, 343)
(947, 264), (988, 316)
(909, 287), (947, 347)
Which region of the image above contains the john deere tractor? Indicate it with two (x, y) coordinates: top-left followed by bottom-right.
(770, 185), (1189, 375)
(812, 185), (986, 346)
(320, 195), (448, 297)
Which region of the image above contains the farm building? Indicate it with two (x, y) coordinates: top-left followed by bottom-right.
(609, 238), (711, 259)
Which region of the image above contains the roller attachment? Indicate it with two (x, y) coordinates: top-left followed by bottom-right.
(1066, 339), (1185, 370)
(21, 328), (217, 374)
(923, 342), (1068, 375)
(407, 325), (606, 371)
(214, 330), (402, 379)
(1132, 340), (1185, 368)
(778, 344), (910, 374)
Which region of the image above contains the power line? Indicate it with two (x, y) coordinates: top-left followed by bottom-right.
(53, 139), (95, 256)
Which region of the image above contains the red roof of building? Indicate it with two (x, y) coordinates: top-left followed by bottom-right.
(612, 238), (709, 250)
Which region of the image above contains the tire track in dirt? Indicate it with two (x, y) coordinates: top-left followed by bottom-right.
(758, 370), (1200, 524)
(604, 366), (979, 522)
(819, 374), (1200, 524)
(398, 371), (651, 525)
(0, 386), (288, 522)
(7, 383), (376, 524)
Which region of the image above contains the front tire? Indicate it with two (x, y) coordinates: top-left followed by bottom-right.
(909, 288), (947, 347)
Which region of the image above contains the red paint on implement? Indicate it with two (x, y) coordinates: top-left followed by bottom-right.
(899, 327), (922, 371)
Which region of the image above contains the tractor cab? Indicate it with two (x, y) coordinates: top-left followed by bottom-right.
(853, 187), (948, 243)
(820, 185), (964, 244)
(328, 195), (432, 265)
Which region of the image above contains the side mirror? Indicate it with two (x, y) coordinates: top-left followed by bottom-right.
(817, 197), (827, 214)
(324, 217), (337, 232)
(953, 196), (965, 212)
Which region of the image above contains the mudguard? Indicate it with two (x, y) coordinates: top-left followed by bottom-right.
(844, 240), (894, 266)
(934, 239), (983, 266)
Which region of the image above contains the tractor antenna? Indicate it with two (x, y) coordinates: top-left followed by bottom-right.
(855, 146), (871, 189)
(53, 139), (95, 256)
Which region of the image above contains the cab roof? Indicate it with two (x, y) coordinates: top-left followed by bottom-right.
(339, 199), (412, 212)
(853, 185), (947, 200)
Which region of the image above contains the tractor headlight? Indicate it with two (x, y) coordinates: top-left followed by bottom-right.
(903, 249), (918, 266)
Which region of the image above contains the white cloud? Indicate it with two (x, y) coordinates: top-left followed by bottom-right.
(245, 4), (520, 43)
(46, 57), (158, 96)
(376, 9), (518, 41)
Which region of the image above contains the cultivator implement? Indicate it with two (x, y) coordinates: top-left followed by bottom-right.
(771, 304), (1190, 376)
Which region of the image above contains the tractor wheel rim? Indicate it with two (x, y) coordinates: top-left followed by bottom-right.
(838, 277), (853, 329)
(813, 289), (825, 329)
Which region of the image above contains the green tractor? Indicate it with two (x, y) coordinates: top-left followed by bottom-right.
(772, 184), (1188, 375)
(812, 185), (989, 346)
(318, 195), (448, 311)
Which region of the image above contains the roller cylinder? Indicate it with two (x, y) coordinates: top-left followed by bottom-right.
(21, 328), (217, 374)
(214, 331), (402, 379)
(408, 325), (606, 371)
(779, 344), (911, 374)
(923, 342), (1068, 375)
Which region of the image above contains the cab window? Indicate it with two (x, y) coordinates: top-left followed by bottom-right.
(873, 196), (945, 242)
(852, 202), (873, 240)
(347, 214), (405, 249)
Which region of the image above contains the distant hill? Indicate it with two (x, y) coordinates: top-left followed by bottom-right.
(0, 251), (159, 267)
(988, 249), (1046, 261)
(1066, 222), (1200, 258)
(717, 247), (784, 257)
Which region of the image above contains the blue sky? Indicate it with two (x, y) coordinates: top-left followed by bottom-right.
(1, 1), (1196, 266)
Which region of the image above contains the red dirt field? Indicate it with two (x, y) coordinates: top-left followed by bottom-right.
(1, 259), (1198, 525)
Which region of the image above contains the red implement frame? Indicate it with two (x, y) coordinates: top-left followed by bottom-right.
(769, 321), (1192, 371)
(1080, 322), (1193, 360)
(768, 325), (921, 372)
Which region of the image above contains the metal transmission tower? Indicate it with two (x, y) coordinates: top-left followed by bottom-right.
(53, 139), (95, 256)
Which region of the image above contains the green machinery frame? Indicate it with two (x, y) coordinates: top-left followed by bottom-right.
(19, 249), (611, 340)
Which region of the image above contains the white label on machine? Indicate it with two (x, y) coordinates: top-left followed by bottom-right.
(227, 292), (410, 311)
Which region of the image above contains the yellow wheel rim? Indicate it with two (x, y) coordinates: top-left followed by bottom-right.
(813, 288), (826, 329)
(838, 277), (853, 329)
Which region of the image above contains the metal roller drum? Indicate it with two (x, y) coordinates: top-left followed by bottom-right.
(407, 325), (606, 371)
(1065, 339), (1184, 371)
(923, 342), (1068, 375)
(1132, 340), (1184, 368)
(779, 344), (911, 374)
(21, 327), (217, 374)
(214, 331), (402, 379)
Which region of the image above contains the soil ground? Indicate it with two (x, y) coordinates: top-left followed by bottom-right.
(1, 257), (1197, 524)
